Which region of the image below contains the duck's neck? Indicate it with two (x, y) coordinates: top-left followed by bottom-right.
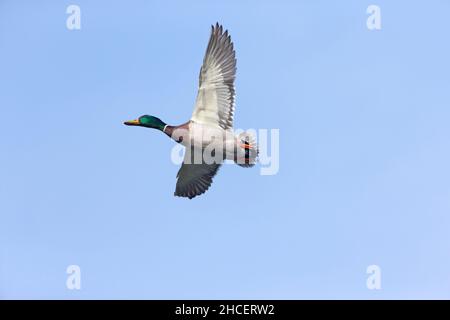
(162, 122), (190, 143)
(162, 124), (176, 138)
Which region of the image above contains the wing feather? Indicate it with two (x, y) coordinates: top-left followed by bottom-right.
(191, 23), (236, 130)
(174, 148), (221, 199)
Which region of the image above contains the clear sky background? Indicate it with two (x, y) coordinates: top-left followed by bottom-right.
(1, 0), (450, 299)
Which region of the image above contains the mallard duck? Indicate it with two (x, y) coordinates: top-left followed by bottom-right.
(124, 23), (258, 199)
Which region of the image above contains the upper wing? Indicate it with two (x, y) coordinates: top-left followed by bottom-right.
(174, 149), (221, 199)
(191, 23), (236, 130)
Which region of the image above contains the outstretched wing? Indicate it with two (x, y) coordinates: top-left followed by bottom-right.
(191, 23), (236, 130)
(174, 149), (221, 199)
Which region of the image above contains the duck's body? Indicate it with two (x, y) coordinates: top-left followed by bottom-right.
(165, 121), (249, 161)
(125, 23), (258, 199)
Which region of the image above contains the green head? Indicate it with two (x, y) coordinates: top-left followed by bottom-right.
(124, 115), (166, 131)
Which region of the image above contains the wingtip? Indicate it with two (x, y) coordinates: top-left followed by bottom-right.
(212, 22), (226, 34)
(173, 192), (199, 200)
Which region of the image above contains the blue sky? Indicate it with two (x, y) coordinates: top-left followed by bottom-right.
(1, 0), (450, 299)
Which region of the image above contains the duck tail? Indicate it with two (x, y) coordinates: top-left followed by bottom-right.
(236, 131), (259, 168)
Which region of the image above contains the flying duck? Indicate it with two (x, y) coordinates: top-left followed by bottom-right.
(124, 23), (258, 199)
